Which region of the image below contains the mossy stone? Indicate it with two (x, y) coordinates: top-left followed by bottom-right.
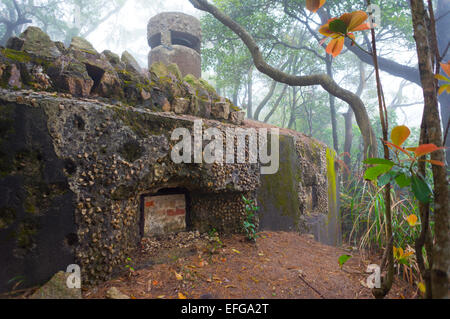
(150, 61), (169, 78)
(18, 26), (61, 59)
(69, 36), (98, 54)
(167, 63), (182, 80)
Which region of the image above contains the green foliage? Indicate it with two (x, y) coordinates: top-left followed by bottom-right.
(207, 228), (223, 254)
(341, 177), (423, 251)
(363, 126), (443, 204)
(242, 195), (259, 241)
(338, 254), (352, 268)
(124, 257), (135, 276)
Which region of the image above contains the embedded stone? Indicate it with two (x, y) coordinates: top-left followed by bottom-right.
(121, 50), (142, 74)
(211, 101), (230, 120)
(69, 36), (98, 54)
(229, 111), (245, 125)
(8, 64), (22, 88)
(15, 26), (61, 59)
(173, 97), (190, 114)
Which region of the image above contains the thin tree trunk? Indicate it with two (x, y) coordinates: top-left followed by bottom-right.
(253, 80), (277, 121)
(411, 0), (449, 299)
(344, 62), (367, 182)
(264, 84), (288, 123)
(288, 86), (297, 129)
(247, 66), (253, 119)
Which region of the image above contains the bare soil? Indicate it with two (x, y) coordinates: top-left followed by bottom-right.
(83, 231), (417, 299)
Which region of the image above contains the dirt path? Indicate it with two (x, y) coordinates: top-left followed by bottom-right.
(83, 231), (417, 299)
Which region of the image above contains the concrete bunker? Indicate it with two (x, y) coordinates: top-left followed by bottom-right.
(147, 12), (202, 78)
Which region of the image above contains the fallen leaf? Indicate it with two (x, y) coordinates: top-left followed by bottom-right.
(417, 282), (426, 294)
(174, 271), (183, 281)
(232, 249), (241, 254)
(225, 284), (237, 288)
(178, 292), (187, 299)
(157, 295), (165, 299)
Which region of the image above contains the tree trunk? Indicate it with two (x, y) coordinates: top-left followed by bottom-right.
(247, 66), (253, 119)
(253, 80), (277, 121)
(410, 0), (449, 299)
(264, 84), (288, 123)
(436, 0), (450, 165)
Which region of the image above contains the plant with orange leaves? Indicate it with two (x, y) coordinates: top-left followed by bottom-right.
(318, 10), (372, 57)
(363, 125), (445, 204)
(435, 61), (450, 95)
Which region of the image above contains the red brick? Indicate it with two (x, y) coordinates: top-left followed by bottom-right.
(145, 200), (154, 207)
(167, 208), (185, 216)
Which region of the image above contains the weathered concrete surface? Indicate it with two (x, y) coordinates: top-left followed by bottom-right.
(0, 99), (76, 294)
(246, 120), (341, 246)
(0, 89), (257, 292)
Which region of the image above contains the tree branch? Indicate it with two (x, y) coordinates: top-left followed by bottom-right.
(188, 0), (377, 158)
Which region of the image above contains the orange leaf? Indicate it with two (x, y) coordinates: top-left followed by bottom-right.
(346, 11), (369, 31)
(406, 214), (418, 226)
(420, 159), (445, 166)
(414, 144), (445, 157)
(178, 292), (187, 299)
(306, 0), (326, 13)
(326, 37), (345, 57)
(391, 125), (410, 147)
(441, 61), (450, 77)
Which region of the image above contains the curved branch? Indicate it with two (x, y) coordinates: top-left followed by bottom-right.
(189, 0), (378, 158)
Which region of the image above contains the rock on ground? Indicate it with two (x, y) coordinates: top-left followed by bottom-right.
(30, 271), (81, 299)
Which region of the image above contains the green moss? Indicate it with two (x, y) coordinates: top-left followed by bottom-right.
(119, 140), (143, 163)
(198, 78), (217, 95)
(326, 147), (337, 215)
(258, 135), (302, 225)
(0, 207), (16, 229)
(167, 63), (182, 80)
(111, 185), (135, 200)
(0, 104), (15, 177)
(1, 48), (32, 63)
(183, 73), (198, 87)
(15, 219), (38, 249)
(150, 62), (169, 78)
